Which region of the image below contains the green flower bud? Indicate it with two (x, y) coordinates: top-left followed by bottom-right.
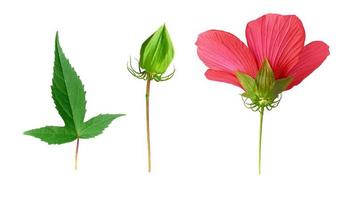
(139, 24), (174, 74)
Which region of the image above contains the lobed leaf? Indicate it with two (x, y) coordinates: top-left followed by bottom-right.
(24, 32), (123, 147)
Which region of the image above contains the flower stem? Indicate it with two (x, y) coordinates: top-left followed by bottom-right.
(146, 78), (152, 173)
(258, 107), (264, 175)
(75, 138), (79, 170)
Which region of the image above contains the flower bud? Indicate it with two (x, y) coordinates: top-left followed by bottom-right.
(139, 24), (174, 74)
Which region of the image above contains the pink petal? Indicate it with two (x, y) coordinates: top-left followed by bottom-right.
(286, 41), (330, 89)
(246, 14), (306, 79)
(205, 69), (241, 87)
(196, 30), (258, 77)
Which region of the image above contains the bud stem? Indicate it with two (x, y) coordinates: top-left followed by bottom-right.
(258, 107), (264, 175)
(146, 78), (152, 173)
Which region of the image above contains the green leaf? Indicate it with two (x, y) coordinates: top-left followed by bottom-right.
(80, 114), (125, 139)
(139, 24), (175, 74)
(24, 32), (123, 147)
(273, 77), (293, 97)
(256, 59), (275, 96)
(51, 32), (86, 132)
(236, 72), (256, 95)
(24, 126), (76, 145)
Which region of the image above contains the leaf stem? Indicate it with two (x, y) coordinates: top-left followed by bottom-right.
(146, 78), (152, 173)
(75, 138), (79, 170)
(258, 107), (264, 175)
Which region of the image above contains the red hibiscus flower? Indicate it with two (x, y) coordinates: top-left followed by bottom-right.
(196, 13), (330, 175)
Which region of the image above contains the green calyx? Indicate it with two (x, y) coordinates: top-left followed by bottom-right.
(236, 59), (292, 112)
(128, 24), (175, 82)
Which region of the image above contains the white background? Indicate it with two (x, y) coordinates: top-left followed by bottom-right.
(0, 0), (355, 199)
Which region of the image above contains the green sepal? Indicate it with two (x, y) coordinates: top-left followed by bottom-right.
(79, 114), (125, 139)
(24, 126), (76, 145)
(272, 77), (293, 98)
(241, 92), (252, 98)
(236, 72), (256, 96)
(256, 59), (275, 97)
(139, 24), (174, 74)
